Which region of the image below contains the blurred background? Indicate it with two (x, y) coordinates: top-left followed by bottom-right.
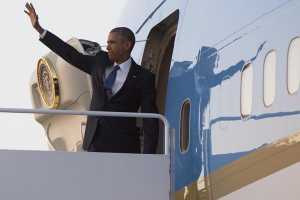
(0, 1), (128, 150)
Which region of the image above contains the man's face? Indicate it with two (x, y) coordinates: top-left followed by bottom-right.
(106, 32), (131, 63)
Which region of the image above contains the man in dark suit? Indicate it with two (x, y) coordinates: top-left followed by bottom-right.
(25, 3), (159, 154)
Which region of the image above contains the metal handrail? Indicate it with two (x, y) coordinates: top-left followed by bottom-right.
(0, 108), (170, 155)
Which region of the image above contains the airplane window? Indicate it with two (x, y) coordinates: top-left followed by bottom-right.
(264, 50), (277, 107)
(241, 63), (253, 118)
(287, 37), (300, 94)
(180, 99), (191, 153)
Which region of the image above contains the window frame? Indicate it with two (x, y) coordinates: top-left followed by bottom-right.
(240, 62), (253, 119)
(287, 36), (300, 95)
(179, 98), (191, 153)
(263, 49), (277, 107)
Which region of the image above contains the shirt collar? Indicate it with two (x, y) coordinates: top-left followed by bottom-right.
(114, 57), (132, 71)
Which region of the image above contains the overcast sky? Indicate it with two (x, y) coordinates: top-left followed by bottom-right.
(0, 1), (127, 150)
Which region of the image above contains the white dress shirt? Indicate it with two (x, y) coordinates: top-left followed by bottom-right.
(105, 57), (132, 95)
(40, 29), (47, 39)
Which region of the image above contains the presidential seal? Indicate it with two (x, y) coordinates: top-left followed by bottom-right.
(37, 57), (60, 109)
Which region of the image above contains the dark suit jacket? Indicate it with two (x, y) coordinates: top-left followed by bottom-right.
(40, 31), (159, 153)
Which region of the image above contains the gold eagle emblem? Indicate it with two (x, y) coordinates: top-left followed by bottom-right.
(36, 57), (60, 108)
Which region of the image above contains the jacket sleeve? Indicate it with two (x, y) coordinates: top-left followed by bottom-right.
(141, 72), (159, 154)
(39, 31), (108, 74)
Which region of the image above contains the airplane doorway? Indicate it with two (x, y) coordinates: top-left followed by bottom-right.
(141, 10), (179, 153)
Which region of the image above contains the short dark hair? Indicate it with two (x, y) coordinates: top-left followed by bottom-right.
(110, 27), (135, 51)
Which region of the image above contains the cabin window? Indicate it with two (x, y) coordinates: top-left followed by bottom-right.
(287, 37), (300, 94)
(263, 50), (276, 107)
(180, 99), (191, 153)
(241, 63), (253, 118)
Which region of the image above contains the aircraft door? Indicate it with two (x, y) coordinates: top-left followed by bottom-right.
(30, 38), (98, 151)
(141, 11), (179, 154)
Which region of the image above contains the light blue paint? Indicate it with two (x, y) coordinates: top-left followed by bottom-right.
(122, 0), (300, 192)
(163, 0), (300, 190)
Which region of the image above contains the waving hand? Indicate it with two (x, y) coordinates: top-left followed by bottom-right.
(24, 2), (44, 34)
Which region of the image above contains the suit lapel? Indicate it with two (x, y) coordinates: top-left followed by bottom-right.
(110, 60), (139, 100)
(94, 57), (112, 106)
(97, 63), (106, 86)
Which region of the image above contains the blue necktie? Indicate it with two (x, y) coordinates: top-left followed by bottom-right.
(104, 65), (120, 98)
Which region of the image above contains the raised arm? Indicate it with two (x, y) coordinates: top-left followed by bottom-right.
(24, 3), (110, 74)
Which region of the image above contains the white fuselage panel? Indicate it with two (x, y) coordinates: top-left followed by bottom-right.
(0, 150), (170, 200)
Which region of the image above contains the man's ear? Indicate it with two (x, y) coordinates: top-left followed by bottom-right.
(124, 41), (132, 51)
